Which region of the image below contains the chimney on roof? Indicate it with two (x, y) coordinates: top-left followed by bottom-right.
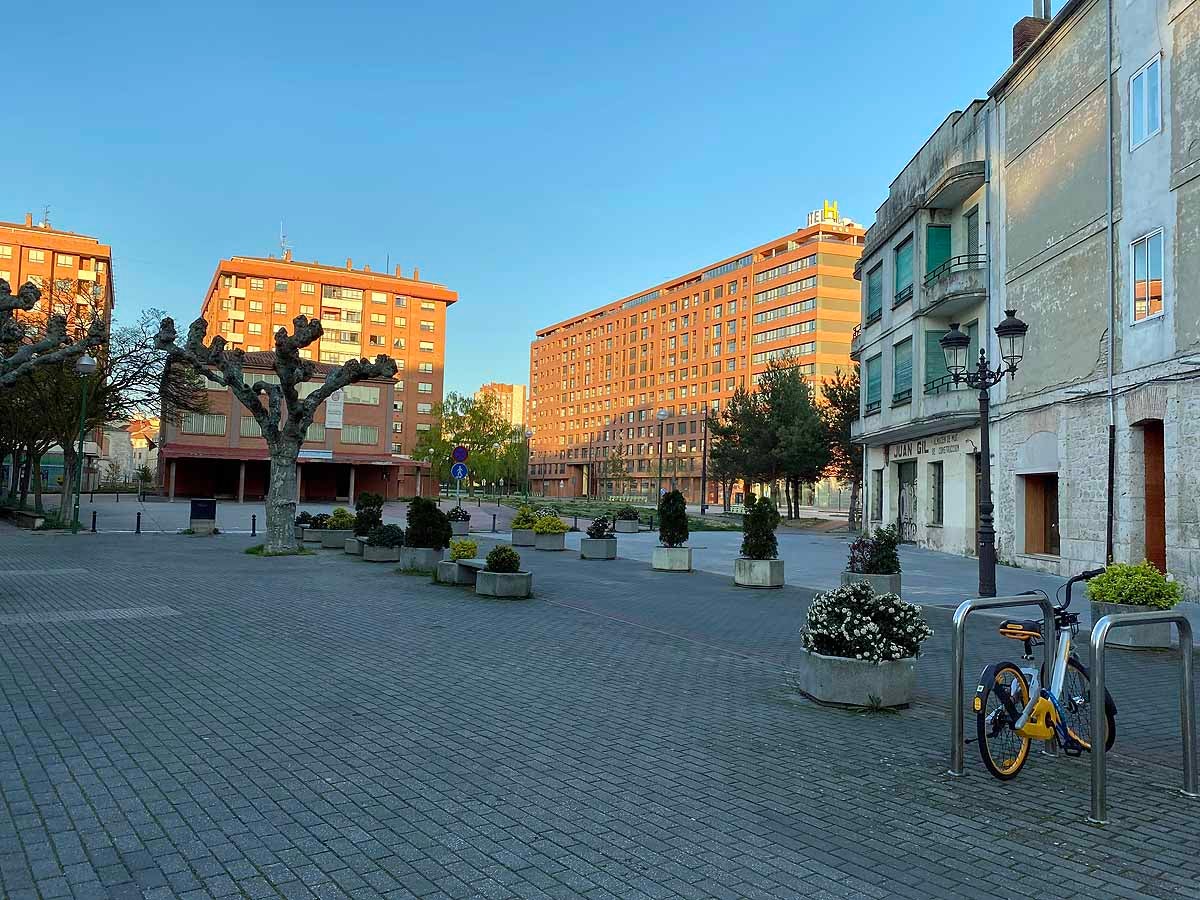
(345, 257), (353, 269)
(284, 249), (292, 262)
(24, 212), (33, 226)
(412, 267), (420, 281)
(363, 263), (371, 272)
(1014, 1), (1051, 60)
(394, 264), (403, 278)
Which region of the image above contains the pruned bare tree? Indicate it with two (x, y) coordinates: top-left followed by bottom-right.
(156, 315), (397, 553)
(0, 279), (104, 387)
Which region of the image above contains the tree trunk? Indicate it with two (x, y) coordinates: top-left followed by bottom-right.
(265, 443), (301, 553)
(848, 477), (861, 532)
(60, 444), (77, 518)
(18, 453), (31, 508)
(7, 446), (22, 503)
(32, 454), (44, 513)
(792, 477), (801, 519)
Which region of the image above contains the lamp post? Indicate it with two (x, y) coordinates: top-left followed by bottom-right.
(655, 408), (668, 497)
(71, 354), (98, 534)
(524, 428), (533, 497)
(940, 309), (1029, 597)
(699, 407), (710, 516)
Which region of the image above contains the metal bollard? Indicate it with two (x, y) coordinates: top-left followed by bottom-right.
(477, 497), (481, 508)
(492, 513), (497, 532)
(90, 490), (94, 502)
(251, 514), (257, 537)
(573, 515), (578, 530)
(135, 512), (141, 534)
(90, 511), (97, 533)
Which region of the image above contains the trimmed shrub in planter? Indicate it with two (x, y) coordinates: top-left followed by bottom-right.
(841, 525), (902, 595)
(511, 505), (537, 546)
(448, 505), (471, 535)
(735, 495), (783, 588)
(652, 490), (691, 572)
(354, 492), (384, 537)
(400, 498), (450, 570)
(615, 506), (640, 533)
(295, 511), (313, 539)
(363, 524), (404, 562)
(476, 545), (532, 599)
(533, 513), (568, 551)
(581, 516), (617, 560)
(321, 507), (357, 547)
(1088, 560), (1183, 649)
(450, 538), (478, 561)
(795, 582), (932, 707)
(302, 512), (330, 543)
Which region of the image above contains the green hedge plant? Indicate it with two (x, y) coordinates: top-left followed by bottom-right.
(307, 513), (331, 531)
(327, 507), (355, 530)
(616, 506), (640, 522)
(740, 495), (780, 561)
(295, 511), (313, 526)
(846, 525), (901, 575)
(586, 516), (614, 539)
(486, 545), (522, 573)
(658, 490), (689, 548)
(511, 505), (539, 530)
(406, 497), (452, 549)
(450, 538), (478, 560)
(447, 506), (471, 522)
(533, 514), (568, 535)
(354, 492), (384, 536)
(366, 524), (405, 548)
(1087, 561), (1181, 609)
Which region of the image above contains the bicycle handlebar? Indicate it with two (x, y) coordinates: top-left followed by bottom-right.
(1061, 567), (1106, 611)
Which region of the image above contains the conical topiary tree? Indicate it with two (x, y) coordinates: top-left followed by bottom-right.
(658, 489), (689, 548)
(740, 494), (780, 560)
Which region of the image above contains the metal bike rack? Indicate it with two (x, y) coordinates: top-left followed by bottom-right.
(949, 594), (1058, 776)
(1088, 612), (1197, 825)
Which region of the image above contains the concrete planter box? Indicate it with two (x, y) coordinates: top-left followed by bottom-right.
(1090, 601), (1177, 649)
(793, 649), (916, 708)
(362, 544), (401, 562)
(580, 537), (617, 560)
(294, 525), (307, 540)
(615, 519), (639, 534)
(512, 528), (535, 547)
(734, 558), (785, 589)
(302, 527), (324, 543)
(534, 532), (566, 551)
(475, 570), (532, 599)
(344, 537), (365, 555)
(436, 560), (478, 585)
(841, 571), (902, 596)
(320, 529), (354, 549)
(451, 520), (470, 536)
(652, 547), (692, 572)
(399, 546), (446, 571)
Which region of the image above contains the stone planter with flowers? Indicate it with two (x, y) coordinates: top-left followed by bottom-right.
(510, 505), (537, 547)
(841, 525), (902, 596)
(580, 516), (617, 560)
(475, 545), (532, 599)
(320, 507), (357, 548)
(795, 582), (932, 708)
(1088, 560), (1183, 650)
(615, 506), (641, 534)
(448, 505), (471, 536)
(533, 512), (568, 551)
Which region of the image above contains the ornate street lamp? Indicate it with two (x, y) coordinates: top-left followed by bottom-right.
(940, 309), (1029, 597)
(71, 354), (98, 534)
(524, 428), (533, 497)
(656, 408), (668, 497)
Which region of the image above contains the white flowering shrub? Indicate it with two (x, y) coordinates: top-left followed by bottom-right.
(800, 582), (932, 662)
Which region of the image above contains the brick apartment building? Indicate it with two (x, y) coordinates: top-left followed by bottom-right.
(475, 382), (527, 429)
(197, 251), (456, 458)
(159, 353), (432, 502)
(528, 205), (864, 501)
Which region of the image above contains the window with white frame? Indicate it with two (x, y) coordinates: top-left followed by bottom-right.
(1130, 55), (1161, 149)
(181, 413), (227, 435)
(1131, 229), (1164, 322)
(341, 425), (379, 445)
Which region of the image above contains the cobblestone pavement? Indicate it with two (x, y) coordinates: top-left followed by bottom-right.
(0, 532), (1197, 900)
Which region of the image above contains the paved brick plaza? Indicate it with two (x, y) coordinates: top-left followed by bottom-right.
(0, 529), (1197, 899)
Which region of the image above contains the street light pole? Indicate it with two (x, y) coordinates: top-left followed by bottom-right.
(941, 309), (1029, 598)
(699, 408), (710, 516)
(524, 428), (533, 498)
(71, 354), (98, 534)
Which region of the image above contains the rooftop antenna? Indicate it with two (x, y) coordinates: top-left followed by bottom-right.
(279, 220), (290, 256)
(40, 205), (51, 228)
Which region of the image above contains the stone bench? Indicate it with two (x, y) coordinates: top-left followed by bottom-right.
(10, 510), (46, 530)
(436, 557), (487, 586)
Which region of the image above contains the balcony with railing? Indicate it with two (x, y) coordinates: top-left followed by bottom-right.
(921, 254), (987, 318)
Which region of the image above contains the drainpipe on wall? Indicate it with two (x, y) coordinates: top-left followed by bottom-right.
(1104, 0), (1117, 564)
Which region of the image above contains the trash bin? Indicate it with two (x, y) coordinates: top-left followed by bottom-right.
(189, 498), (217, 535)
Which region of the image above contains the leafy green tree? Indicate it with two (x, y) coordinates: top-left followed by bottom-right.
(822, 365), (862, 530)
(758, 357), (829, 519)
(413, 391), (511, 489)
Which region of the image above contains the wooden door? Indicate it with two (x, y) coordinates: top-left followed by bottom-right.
(1144, 421), (1166, 570)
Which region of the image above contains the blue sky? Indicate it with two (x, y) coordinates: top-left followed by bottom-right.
(3, 1), (1027, 395)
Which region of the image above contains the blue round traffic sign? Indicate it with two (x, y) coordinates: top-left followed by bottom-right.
(452, 446), (469, 463)
(450, 462), (469, 480)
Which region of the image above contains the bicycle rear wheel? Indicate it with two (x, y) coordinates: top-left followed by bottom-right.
(1059, 656), (1116, 752)
(976, 662), (1032, 780)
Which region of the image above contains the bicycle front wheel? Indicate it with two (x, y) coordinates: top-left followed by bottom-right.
(1060, 656), (1116, 752)
(976, 662), (1032, 780)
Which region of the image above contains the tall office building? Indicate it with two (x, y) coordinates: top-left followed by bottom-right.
(475, 382), (527, 429)
(528, 205), (864, 501)
(198, 251), (457, 457)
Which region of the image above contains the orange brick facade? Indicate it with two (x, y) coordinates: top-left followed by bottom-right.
(159, 354), (432, 502)
(198, 252), (456, 458)
(528, 213), (864, 501)
(475, 382), (527, 429)
(0, 212), (115, 333)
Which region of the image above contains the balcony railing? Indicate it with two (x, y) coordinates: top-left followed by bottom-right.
(924, 373), (967, 395)
(892, 388), (912, 406)
(865, 308), (882, 327)
(893, 284), (913, 307)
(864, 399), (882, 416)
(923, 254), (987, 288)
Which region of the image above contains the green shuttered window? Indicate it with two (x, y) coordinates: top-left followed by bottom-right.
(893, 338), (912, 403)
